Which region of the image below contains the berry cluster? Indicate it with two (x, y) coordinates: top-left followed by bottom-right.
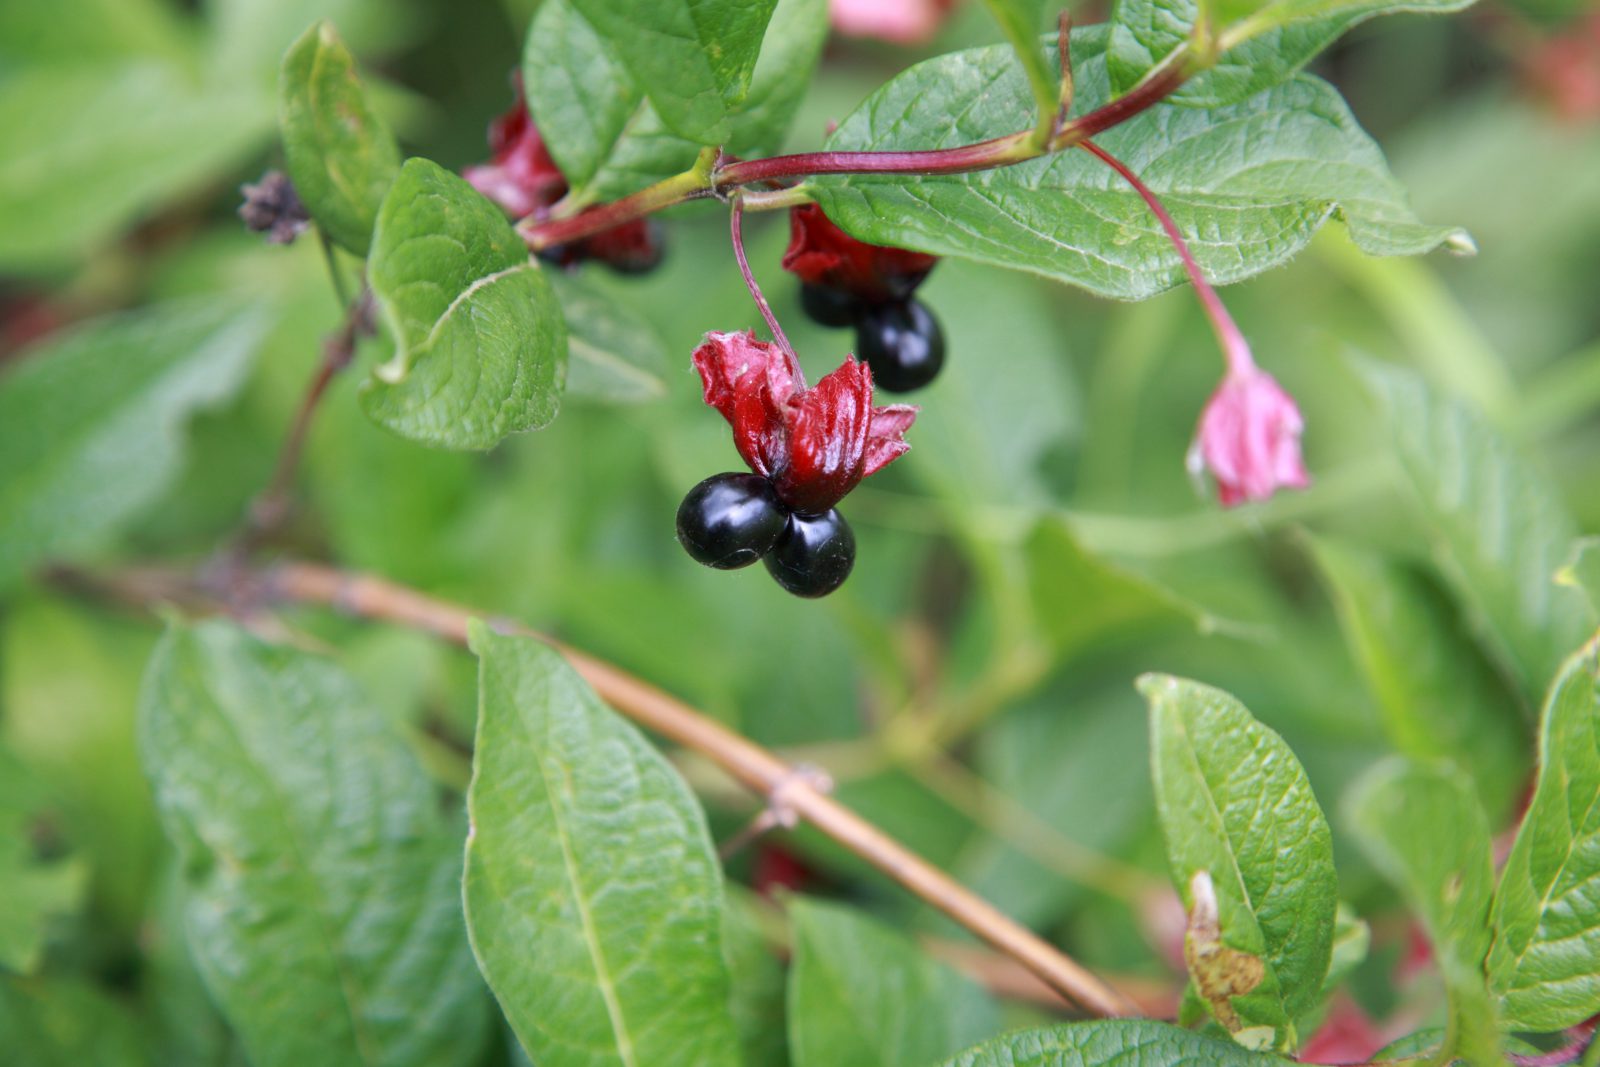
(676, 332), (917, 598)
(465, 83), (663, 274)
(782, 204), (945, 392)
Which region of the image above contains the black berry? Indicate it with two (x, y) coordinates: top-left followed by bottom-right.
(676, 473), (787, 569)
(764, 509), (855, 598)
(855, 298), (945, 393)
(800, 283), (864, 328)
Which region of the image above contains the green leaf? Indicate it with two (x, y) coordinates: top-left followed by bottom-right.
(787, 897), (999, 1067)
(0, 300), (268, 590)
(279, 21), (401, 255)
(1346, 758), (1501, 1066)
(1357, 360), (1594, 707)
(810, 29), (1467, 301)
(362, 158), (567, 449)
(0, 975), (147, 1067)
(139, 620), (488, 1067)
(525, 0), (826, 201)
(547, 271), (668, 403)
(561, 0), (778, 144)
(464, 626), (740, 1067)
(1107, 0), (1476, 108)
(0, 62), (268, 269)
(1307, 535), (1527, 819)
(723, 890), (790, 1067)
(1489, 638), (1600, 1032)
(981, 0), (1060, 126)
(938, 1020), (1280, 1066)
(0, 745), (88, 974)
(1140, 674), (1337, 1050)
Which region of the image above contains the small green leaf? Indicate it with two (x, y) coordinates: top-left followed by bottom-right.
(1557, 537), (1600, 617)
(938, 1020), (1281, 1066)
(562, 0), (778, 144)
(1307, 535), (1527, 819)
(139, 620), (488, 1067)
(1357, 360), (1594, 707)
(811, 29), (1467, 301)
(526, 0), (826, 201)
(1489, 638), (1600, 1032)
(464, 626), (740, 1067)
(1140, 674), (1337, 1050)
(0, 62), (267, 269)
(1108, 0), (1477, 108)
(280, 21), (401, 255)
(0, 300), (268, 590)
(0, 746), (88, 974)
(362, 158), (567, 449)
(1346, 758), (1501, 1066)
(547, 271), (668, 403)
(787, 897), (999, 1067)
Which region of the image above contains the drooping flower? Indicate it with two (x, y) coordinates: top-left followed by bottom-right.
(463, 82), (660, 270)
(693, 330), (917, 515)
(828, 0), (957, 45)
(782, 203), (938, 304)
(1189, 364), (1310, 507)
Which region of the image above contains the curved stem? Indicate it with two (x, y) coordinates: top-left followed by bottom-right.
(1078, 140), (1253, 375)
(730, 197), (796, 360)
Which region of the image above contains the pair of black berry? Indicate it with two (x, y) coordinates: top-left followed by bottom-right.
(676, 473), (855, 598)
(800, 285), (945, 393)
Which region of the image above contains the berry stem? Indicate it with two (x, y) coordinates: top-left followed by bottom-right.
(519, 38), (1202, 253)
(1079, 140), (1254, 375)
(729, 196), (799, 366)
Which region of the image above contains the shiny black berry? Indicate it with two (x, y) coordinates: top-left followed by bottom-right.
(800, 283), (864, 328)
(676, 473), (787, 569)
(764, 509), (855, 598)
(855, 298), (945, 393)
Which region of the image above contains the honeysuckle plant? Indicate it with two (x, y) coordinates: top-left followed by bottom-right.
(2, 0), (1599, 1066)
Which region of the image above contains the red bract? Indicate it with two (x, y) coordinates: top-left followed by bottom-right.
(693, 331), (917, 515)
(782, 204), (938, 303)
(1190, 364), (1309, 507)
(464, 86), (659, 269)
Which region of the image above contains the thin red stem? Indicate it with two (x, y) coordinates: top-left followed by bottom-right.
(730, 197), (797, 363)
(715, 132), (1033, 187)
(1079, 140), (1254, 375)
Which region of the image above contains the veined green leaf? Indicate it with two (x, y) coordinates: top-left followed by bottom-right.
(0, 300), (268, 590)
(562, 0), (778, 144)
(464, 626), (740, 1067)
(361, 158), (567, 449)
(547, 271), (668, 403)
(1357, 360), (1594, 707)
(1141, 674), (1337, 1051)
(811, 29), (1467, 301)
(526, 0), (826, 201)
(280, 21), (401, 255)
(1308, 535), (1527, 819)
(939, 1020), (1281, 1066)
(1108, 0), (1477, 108)
(1489, 638), (1600, 1032)
(139, 620), (488, 1067)
(1347, 758), (1501, 1066)
(981, 0), (1059, 126)
(787, 897), (999, 1067)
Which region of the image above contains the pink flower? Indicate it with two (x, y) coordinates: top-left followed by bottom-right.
(693, 331), (917, 514)
(828, 0), (956, 45)
(1190, 365), (1309, 507)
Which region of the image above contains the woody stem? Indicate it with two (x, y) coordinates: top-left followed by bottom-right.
(1078, 140), (1254, 375)
(730, 195), (798, 362)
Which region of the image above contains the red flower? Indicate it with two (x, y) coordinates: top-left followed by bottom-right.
(1190, 364), (1309, 507)
(464, 83), (659, 270)
(693, 331), (917, 515)
(782, 204), (937, 303)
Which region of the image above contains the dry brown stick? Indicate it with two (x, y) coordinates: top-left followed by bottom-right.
(260, 560), (1136, 1018)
